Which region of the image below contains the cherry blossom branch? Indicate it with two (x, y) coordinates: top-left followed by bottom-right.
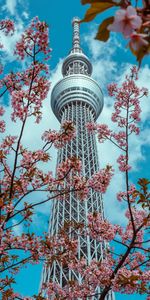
(0, 87), (9, 98)
(99, 219), (148, 299)
(113, 238), (129, 248)
(125, 95), (136, 235)
(9, 66), (35, 199)
(134, 239), (150, 244)
(132, 246), (150, 252)
(4, 187), (84, 222)
(106, 136), (126, 151)
(5, 215), (28, 231)
(0, 255), (33, 272)
(131, 258), (150, 270)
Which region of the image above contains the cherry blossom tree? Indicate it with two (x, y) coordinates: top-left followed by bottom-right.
(0, 18), (150, 300)
(80, 0), (150, 65)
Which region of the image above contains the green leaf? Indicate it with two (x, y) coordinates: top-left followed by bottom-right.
(80, 2), (115, 23)
(138, 178), (150, 186)
(95, 16), (114, 42)
(129, 43), (150, 67)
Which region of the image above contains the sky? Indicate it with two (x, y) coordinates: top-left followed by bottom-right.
(0, 0), (150, 299)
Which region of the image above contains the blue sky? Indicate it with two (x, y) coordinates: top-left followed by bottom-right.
(1, 0), (150, 299)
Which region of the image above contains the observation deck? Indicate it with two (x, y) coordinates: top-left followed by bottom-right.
(51, 17), (104, 121)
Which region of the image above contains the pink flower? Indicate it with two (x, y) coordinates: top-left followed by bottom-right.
(42, 120), (75, 148)
(88, 165), (114, 193)
(97, 124), (112, 143)
(0, 106), (5, 133)
(108, 6), (142, 38)
(117, 155), (131, 172)
(86, 122), (97, 132)
(129, 32), (149, 51)
(88, 213), (118, 241)
(0, 120), (5, 132)
(0, 19), (14, 35)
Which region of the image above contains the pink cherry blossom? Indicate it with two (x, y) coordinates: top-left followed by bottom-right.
(0, 106), (5, 132)
(97, 124), (112, 143)
(88, 165), (114, 193)
(86, 122), (97, 132)
(117, 154), (131, 172)
(108, 6), (142, 38)
(117, 184), (136, 202)
(88, 213), (118, 241)
(0, 19), (14, 35)
(0, 120), (5, 132)
(1, 135), (17, 154)
(73, 176), (89, 200)
(125, 207), (149, 228)
(42, 120), (76, 148)
(15, 17), (51, 60)
(56, 157), (82, 180)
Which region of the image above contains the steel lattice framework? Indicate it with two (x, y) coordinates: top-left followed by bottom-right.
(41, 18), (114, 300)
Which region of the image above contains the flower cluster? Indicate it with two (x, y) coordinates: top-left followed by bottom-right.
(125, 207), (149, 229)
(117, 184), (136, 202)
(88, 165), (114, 193)
(20, 149), (49, 168)
(97, 124), (112, 143)
(56, 157), (81, 180)
(0, 19), (14, 35)
(108, 5), (148, 55)
(88, 213), (118, 241)
(0, 106), (5, 133)
(113, 268), (150, 294)
(15, 17), (51, 60)
(84, 256), (114, 288)
(86, 122), (97, 133)
(72, 176), (89, 200)
(1, 135), (17, 154)
(1, 18), (51, 123)
(10, 70), (50, 123)
(108, 6), (142, 38)
(42, 120), (76, 148)
(117, 155), (131, 172)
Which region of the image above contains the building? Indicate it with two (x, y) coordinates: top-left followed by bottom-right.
(41, 17), (114, 300)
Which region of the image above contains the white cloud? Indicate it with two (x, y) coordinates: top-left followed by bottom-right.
(2, 0), (28, 16)
(4, 0), (17, 15)
(1, 22), (24, 63)
(22, 11), (29, 19)
(12, 218), (23, 236)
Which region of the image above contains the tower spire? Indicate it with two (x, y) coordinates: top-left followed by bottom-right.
(71, 17), (82, 53)
(62, 17), (92, 77)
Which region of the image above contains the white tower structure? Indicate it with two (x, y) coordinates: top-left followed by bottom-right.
(42, 18), (114, 300)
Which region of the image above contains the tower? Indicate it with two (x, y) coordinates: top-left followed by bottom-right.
(42, 18), (114, 300)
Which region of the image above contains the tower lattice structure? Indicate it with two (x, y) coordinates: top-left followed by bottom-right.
(42, 18), (114, 300)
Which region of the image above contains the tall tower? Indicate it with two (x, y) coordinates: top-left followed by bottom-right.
(42, 18), (114, 300)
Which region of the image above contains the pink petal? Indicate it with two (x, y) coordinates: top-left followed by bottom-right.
(115, 9), (126, 21)
(131, 16), (142, 29)
(123, 24), (133, 37)
(108, 21), (124, 33)
(126, 5), (137, 17)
